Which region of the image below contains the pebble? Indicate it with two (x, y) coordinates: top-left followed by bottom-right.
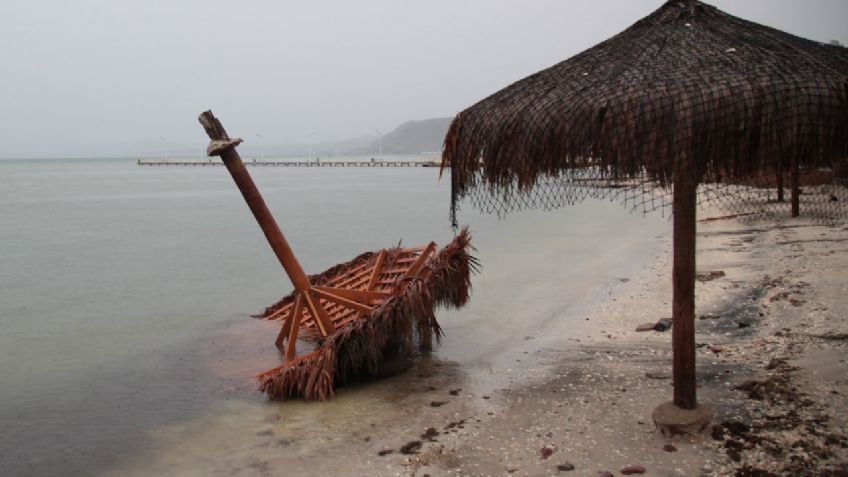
(540, 446), (554, 459)
(663, 443), (678, 452)
(556, 462), (575, 471)
(621, 464), (647, 474)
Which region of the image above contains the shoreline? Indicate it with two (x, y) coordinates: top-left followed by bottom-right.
(382, 209), (848, 476)
(94, 205), (847, 477)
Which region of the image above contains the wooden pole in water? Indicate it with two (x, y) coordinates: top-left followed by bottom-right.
(197, 111), (312, 293)
(672, 170), (697, 410)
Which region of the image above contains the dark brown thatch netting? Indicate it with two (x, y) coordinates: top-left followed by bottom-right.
(443, 0), (848, 225)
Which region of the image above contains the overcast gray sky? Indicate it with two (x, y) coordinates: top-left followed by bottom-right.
(1, 0), (846, 158)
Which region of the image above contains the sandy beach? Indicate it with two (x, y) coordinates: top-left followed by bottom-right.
(357, 208), (848, 477)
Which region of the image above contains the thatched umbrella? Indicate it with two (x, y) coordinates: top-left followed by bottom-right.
(443, 0), (847, 432)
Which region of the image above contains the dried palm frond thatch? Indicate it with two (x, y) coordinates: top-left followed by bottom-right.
(443, 0), (847, 223)
(257, 228), (475, 400)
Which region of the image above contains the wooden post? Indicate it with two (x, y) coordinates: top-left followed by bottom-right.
(672, 171), (697, 410)
(791, 162), (800, 217)
(198, 111), (312, 293)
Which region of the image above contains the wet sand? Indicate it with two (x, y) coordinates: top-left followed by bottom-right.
(396, 210), (848, 476)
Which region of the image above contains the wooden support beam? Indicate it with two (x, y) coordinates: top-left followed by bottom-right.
(278, 306), (293, 345)
(304, 289), (335, 336)
(313, 286), (389, 302)
(672, 171), (698, 410)
(367, 250), (387, 290)
(285, 295), (304, 360)
(266, 301), (294, 320)
(404, 242), (437, 279)
(312, 288), (374, 315)
(198, 111), (313, 293)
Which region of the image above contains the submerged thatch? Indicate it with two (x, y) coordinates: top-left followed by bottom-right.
(443, 0), (848, 222)
(257, 228), (477, 400)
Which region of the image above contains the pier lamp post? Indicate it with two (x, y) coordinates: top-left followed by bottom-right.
(375, 129), (383, 161)
(256, 133), (264, 161)
(306, 131), (315, 162)
(159, 136), (169, 160)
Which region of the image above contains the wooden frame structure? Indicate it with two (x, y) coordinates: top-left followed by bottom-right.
(265, 243), (437, 360)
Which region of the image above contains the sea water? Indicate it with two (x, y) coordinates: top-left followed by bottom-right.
(0, 158), (668, 476)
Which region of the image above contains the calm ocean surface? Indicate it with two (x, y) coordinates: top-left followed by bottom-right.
(0, 158), (668, 476)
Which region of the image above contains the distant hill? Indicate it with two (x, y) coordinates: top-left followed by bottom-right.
(349, 117), (453, 156)
(377, 117), (453, 154)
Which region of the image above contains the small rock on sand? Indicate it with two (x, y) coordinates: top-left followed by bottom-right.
(621, 464), (647, 474)
(556, 462), (575, 471)
(540, 446), (554, 459)
(663, 443), (677, 452)
(635, 323), (655, 332)
(696, 270), (726, 282)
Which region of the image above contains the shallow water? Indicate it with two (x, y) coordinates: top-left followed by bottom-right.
(0, 158), (668, 476)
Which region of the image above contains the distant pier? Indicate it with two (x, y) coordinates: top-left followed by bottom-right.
(137, 159), (444, 168)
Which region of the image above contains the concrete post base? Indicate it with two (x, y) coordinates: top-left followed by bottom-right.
(652, 401), (714, 436)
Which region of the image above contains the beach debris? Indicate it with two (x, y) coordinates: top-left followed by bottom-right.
(707, 344), (724, 353)
(430, 401), (447, 407)
(699, 213), (757, 222)
(400, 440), (423, 455)
(540, 446), (554, 459)
(198, 111), (476, 400)
(635, 322), (656, 332)
(646, 372), (671, 380)
(621, 464), (647, 474)
(813, 333), (848, 341)
(448, 388), (462, 396)
(556, 462), (575, 471)
(653, 318), (673, 332)
(699, 313), (721, 320)
(663, 443), (677, 452)
(598, 471), (614, 477)
(696, 270), (726, 282)
(421, 427), (439, 441)
(444, 419), (466, 431)
(377, 448), (394, 456)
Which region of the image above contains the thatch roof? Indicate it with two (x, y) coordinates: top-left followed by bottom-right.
(443, 0), (848, 220)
